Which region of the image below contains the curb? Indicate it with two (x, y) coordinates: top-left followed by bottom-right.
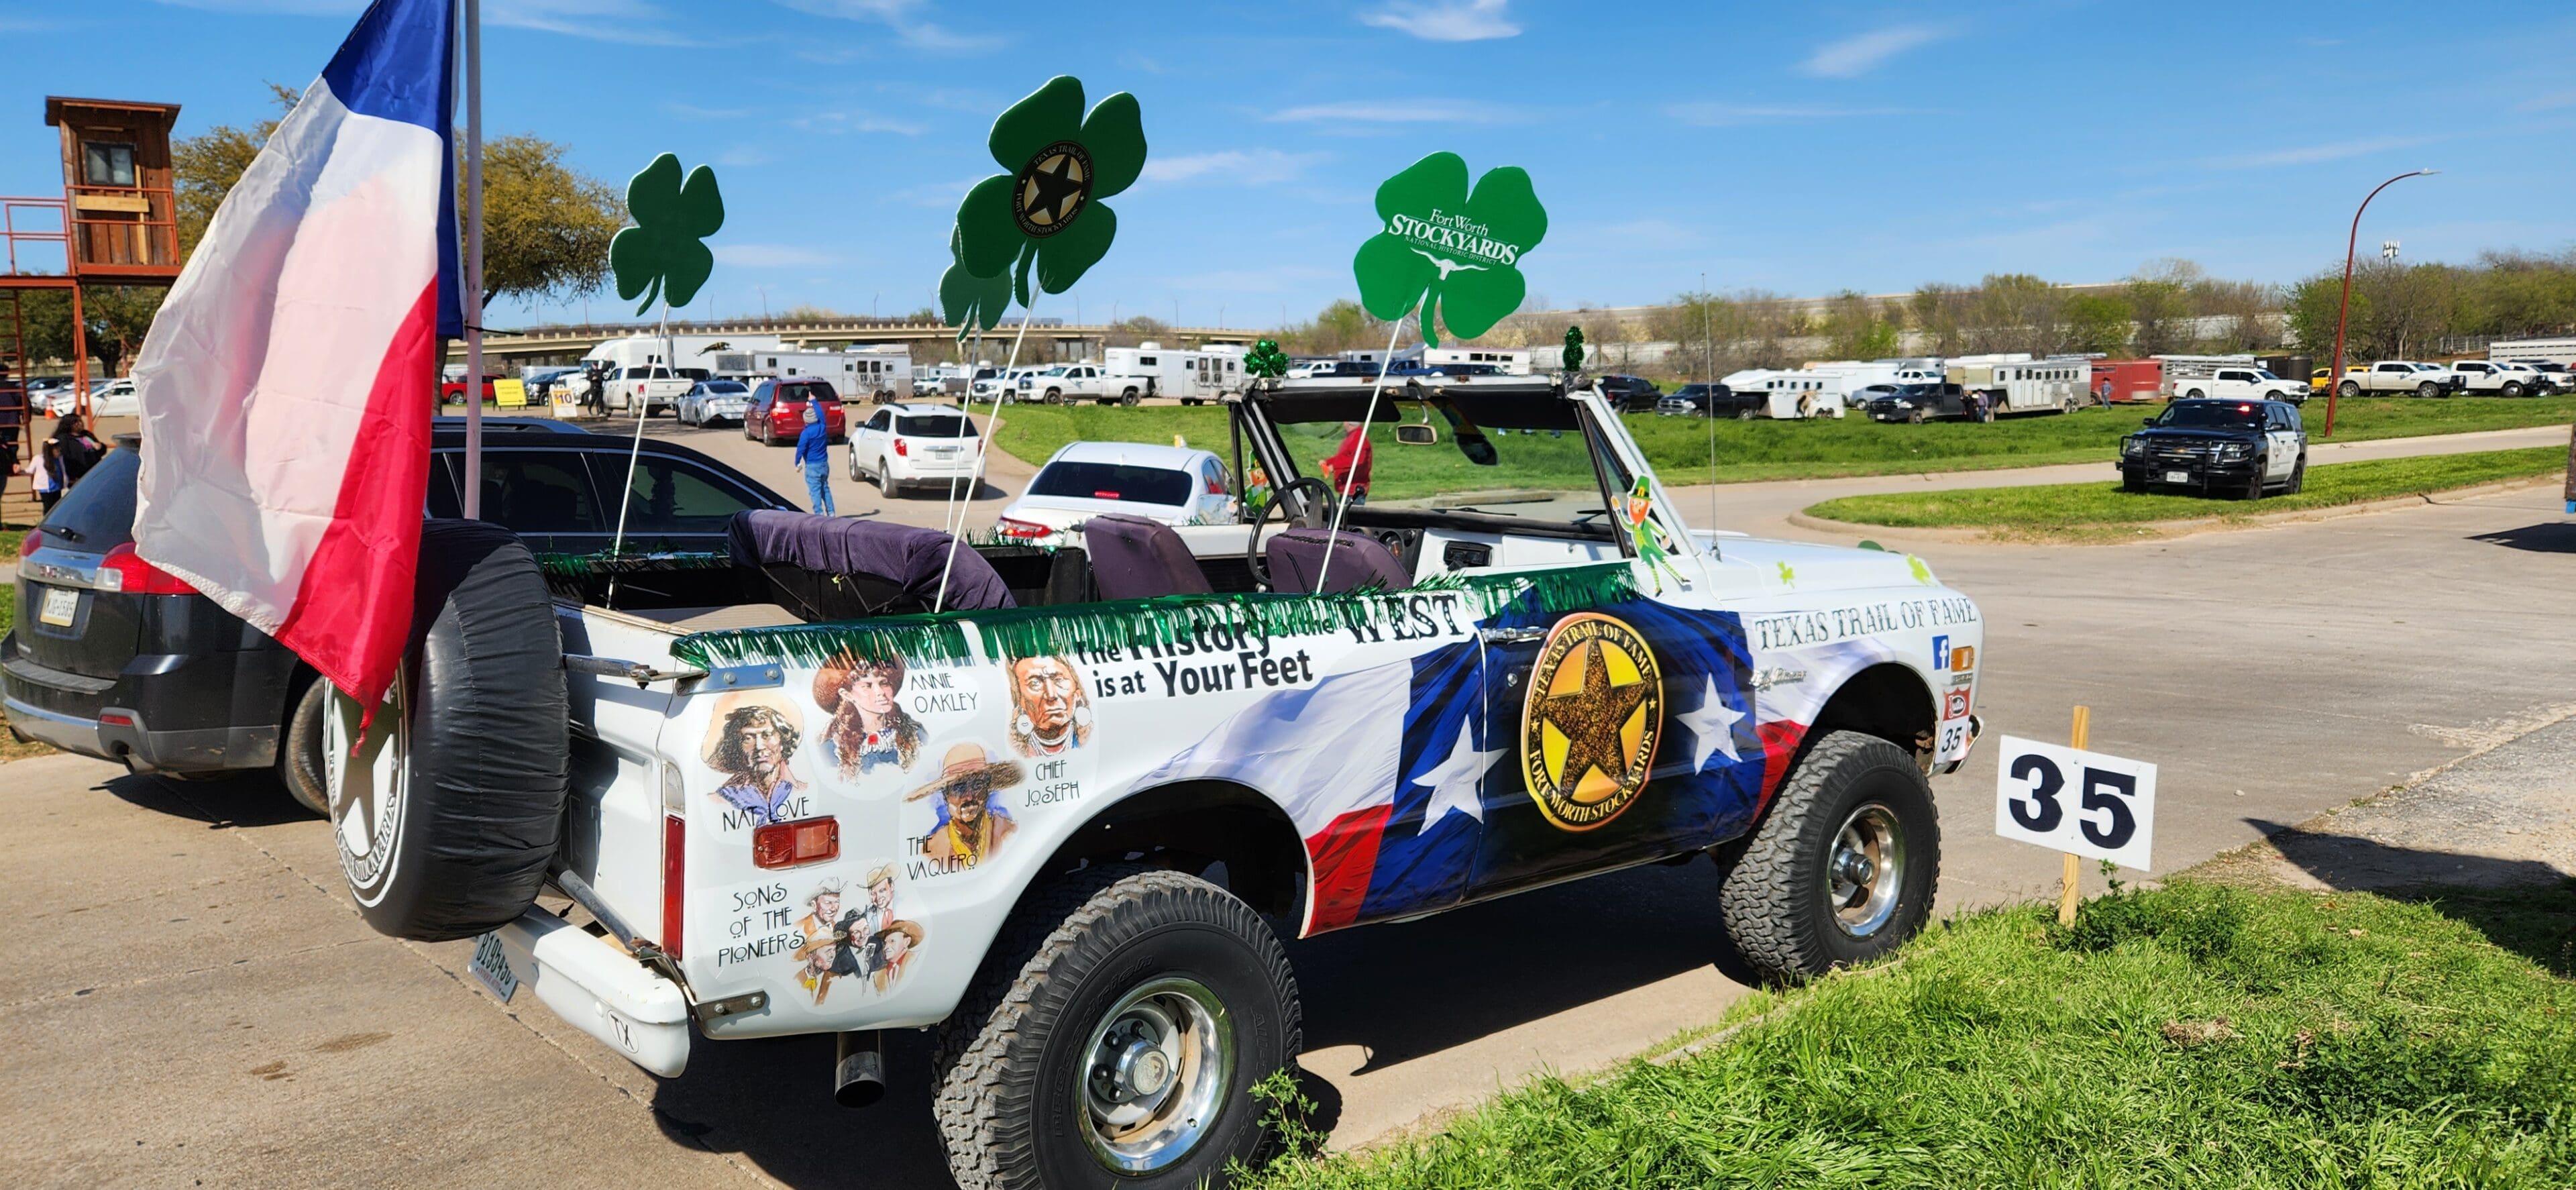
(1790, 474), (2561, 545)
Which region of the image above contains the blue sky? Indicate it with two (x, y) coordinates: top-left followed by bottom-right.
(5, 0), (2574, 330)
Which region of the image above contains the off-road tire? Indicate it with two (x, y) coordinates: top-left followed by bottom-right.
(2118, 471), (2145, 494)
(1718, 730), (1941, 981)
(2242, 465), (2266, 500)
(932, 865), (1301, 1190)
(276, 674), (330, 817)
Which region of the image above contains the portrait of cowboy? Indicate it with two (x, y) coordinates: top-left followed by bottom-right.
(870, 920), (926, 993)
(816, 654), (925, 780)
(701, 692), (810, 826)
(1006, 655), (1091, 759)
(791, 879), (847, 1003)
(908, 743), (1024, 866)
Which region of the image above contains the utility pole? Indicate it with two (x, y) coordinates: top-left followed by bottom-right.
(2327, 168), (2436, 437)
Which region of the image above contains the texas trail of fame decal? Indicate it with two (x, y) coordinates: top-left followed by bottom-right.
(1519, 612), (1662, 831)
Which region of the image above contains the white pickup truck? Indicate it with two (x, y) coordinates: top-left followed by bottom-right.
(325, 376), (1986, 1189)
(2168, 364), (2308, 404)
(2445, 359), (2544, 396)
(605, 364), (695, 417)
(1016, 363), (1138, 406)
(2338, 360), (2459, 398)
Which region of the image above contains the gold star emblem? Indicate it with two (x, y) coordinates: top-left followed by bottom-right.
(1519, 612), (1662, 831)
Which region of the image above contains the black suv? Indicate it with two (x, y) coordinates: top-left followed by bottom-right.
(3, 420), (792, 810)
(2118, 398), (2308, 499)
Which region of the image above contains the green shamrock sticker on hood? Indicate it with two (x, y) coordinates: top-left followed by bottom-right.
(939, 227), (1012, 343)
(610, 153), (724, 316)
(954, 76), (1146, 305)
(1352, 152), (1546, 347)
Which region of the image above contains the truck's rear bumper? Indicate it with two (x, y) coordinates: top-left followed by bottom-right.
(493, 908), (692, 1077)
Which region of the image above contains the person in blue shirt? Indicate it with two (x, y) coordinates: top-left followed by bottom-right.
(794, 401), (835, 515)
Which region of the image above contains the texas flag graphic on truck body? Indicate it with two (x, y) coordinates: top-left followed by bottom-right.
(130, 0), (460, 713)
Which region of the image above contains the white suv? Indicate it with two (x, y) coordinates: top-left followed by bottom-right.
(847, 402), (981, 496)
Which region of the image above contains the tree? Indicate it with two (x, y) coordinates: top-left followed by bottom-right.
(2063, 292), (2133, 355)
(1280, 299), (1383, 356)
(11, 285), (164, 376)
(1909, 283), (1972, 357)
(2125, 259), (2200, 356)
(1819, 290), (1900, 360)
(1969, 273), (2065, 355)
(1101, 315), (1169, 349)
(476, 134), (623, 309)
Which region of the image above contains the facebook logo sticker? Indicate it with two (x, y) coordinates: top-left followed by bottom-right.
(1931, 635), (1951, 670)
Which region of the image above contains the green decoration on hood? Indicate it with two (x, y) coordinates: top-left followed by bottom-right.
(1352, 152), (1546, 347)
(1562, 325), (1585, 373)
(952, 76), (1146, 305)
(610, 154), (724, 315)
(939, 226), (1012, 343)
(1243, 338), (1291, 380)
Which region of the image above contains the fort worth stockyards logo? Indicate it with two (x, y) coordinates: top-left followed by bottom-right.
(1520, 613), (1663, 832)
(1013, 141), (1092, 238)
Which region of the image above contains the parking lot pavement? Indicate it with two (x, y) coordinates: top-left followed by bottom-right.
(5, 451), (2571, 1185)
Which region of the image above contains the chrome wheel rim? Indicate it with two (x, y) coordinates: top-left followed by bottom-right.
(1077, 976), (1232, 1173)
(325, 679), (408, 906)
(1826, 802), (1904, 938)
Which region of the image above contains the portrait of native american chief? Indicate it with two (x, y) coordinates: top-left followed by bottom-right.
(1005, 655), (1092, 758)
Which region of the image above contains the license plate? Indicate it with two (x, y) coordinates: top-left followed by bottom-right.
(38, 586), (78, 627)
(468, 932), (519, 1003)
(2163, 470), (2190, 484)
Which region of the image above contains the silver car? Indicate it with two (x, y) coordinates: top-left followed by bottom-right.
(676, 378), (753, 427)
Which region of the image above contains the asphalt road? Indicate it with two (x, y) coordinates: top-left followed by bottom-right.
(3, 419), (2572, 1187)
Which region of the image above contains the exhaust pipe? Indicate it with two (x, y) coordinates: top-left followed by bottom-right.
(834, 1030), (886, 1108)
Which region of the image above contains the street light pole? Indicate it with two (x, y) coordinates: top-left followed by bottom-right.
(2325, 168), (2436, 437)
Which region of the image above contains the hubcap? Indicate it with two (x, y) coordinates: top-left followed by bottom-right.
(1825, 802), (1905, 938)
(325, 679), (408, 905)
(1077, 977), (1232, 1173)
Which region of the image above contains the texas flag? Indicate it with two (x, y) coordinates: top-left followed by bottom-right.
(130, 0), (461, 712)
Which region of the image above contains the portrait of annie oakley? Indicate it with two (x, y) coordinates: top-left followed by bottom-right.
(1006, 655), (1092, 758)
(815, 655), (925, 779)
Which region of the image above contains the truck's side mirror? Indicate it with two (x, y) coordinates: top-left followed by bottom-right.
(2141, 418), (2155, 427)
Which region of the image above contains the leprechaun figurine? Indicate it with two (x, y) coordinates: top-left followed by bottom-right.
(1624, 476), (1686, 593)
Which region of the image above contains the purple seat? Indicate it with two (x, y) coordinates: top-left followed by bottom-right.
(725, 510), (1014, 618)
(1083, 515), (1213, 600)
(1266, 529), (1411, 595)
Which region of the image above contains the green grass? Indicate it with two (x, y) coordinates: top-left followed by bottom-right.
(1242, 882), (2576, 1189)
(1803, 446), (2567, 531)
(986, 396), (2576, 497)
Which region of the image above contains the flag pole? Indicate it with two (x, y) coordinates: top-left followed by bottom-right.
(460, 0), (485, 518)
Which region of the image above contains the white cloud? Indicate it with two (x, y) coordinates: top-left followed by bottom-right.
(795, 109), (928, 136)
(771, 0), (1001, 52)
(1803, 25), (1949, 78)
(665, 102), (753, 121)
(890, 175), (987, 208)
(2202, 135), (2438, 168)
(1358, 0), (1519, 42)
(716, 146), (777, 167)
(715, 244), (839, 268)
(1267, 98), (1519, 125)
(1666, 101), (1915, 126)
(2517, 89), (2576, 113)
(1140, 150), (1330, 186)
(484, 0), (701, 44)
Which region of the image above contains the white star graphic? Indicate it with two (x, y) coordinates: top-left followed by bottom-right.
(1418, 713), (1505, 831)
(1676, 674), (1746, 773)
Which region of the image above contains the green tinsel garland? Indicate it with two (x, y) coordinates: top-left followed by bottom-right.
(667, 561), (1640, 671)
(533, 550), (733, 579)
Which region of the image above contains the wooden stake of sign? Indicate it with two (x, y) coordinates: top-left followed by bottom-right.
(2057, 705), (2092, 926)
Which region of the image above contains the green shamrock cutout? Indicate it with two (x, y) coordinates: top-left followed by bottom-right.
(1562, 325), (1585, 373)
(953, 76), (1146, 306)
(1243, 338), (1291, 380)
(1352, 152), (1546, 347)
(939, 227), (1012, 343)
(610, 154), (724, 316)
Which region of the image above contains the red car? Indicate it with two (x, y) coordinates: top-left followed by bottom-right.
(745, 377), (846, 445)
(439, 374), (504, 403)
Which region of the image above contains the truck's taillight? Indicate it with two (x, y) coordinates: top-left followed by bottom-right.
(661, 814), (684, 959)
(998, 517), (1051, 540)
(894, 439), (909, 456)
(751, 816), (840, 869)
(97, 543), (195, 595)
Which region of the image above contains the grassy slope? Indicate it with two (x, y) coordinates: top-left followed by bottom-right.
(1244, 882), (2576, 1189)
(1806, 446), (2567, 529)
(988, 396), (2576, 498)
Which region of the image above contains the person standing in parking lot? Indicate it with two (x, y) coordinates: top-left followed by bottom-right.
(795, 401), (835, 516)
(1319, 419), (1372, 505)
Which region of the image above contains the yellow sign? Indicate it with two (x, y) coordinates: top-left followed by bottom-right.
(494, 378), (528, 408)
(1518, 612), (1662, 832)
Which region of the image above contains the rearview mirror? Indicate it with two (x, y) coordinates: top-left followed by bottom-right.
(1394, 423), (1438, 445)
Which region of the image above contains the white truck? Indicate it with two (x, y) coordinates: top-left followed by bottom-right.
(2338, 361), (2460, 398)
(582, 336), (702, 416)
(2445, 359), (2544, 396)
(1016, 362), (1122, 405)
(2155, 356), (2308, 404)
(1948, 356), (2089, 416)
(323, 375), (1986, 1190)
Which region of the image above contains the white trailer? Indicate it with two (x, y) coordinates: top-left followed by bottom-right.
(2152, 354), (2259, 400)
(1721, 368), (1850, 419)
(1397, 345), (1535, 376)
(1947, 356), (2090, 415)
(2487, 337), (2576, 366)
(1102, 343), (1243, 405)
(713, 347), (914, 403)
(1801, 359), (1943, 389)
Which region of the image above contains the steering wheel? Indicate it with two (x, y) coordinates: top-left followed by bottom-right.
(1246, 477), (1341, 590)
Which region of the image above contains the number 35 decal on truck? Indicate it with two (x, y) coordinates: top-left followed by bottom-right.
(1992, 735), (2157, 871)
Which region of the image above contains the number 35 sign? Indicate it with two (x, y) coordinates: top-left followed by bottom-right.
(1994, 735), (2156, 870)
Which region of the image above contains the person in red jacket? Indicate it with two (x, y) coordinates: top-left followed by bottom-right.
(1319, 420), (1372, 505)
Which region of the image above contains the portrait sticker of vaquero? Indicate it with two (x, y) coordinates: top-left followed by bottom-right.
(700, 690), (814, 828)
(815, 653), (925, 781)
(908, 743), (1024, 871)
(790, 866), (922, 1003)
(1006, 655), (1091, 758)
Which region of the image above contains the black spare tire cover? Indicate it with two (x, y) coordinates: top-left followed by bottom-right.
(335, 519), (568, 941)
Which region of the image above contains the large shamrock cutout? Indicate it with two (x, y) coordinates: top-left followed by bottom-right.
(610, 154), (724, 315)
(953, 76), (1146, 305)
(1352, 152), (1546, 347)
(938, 227), (1012, 342)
